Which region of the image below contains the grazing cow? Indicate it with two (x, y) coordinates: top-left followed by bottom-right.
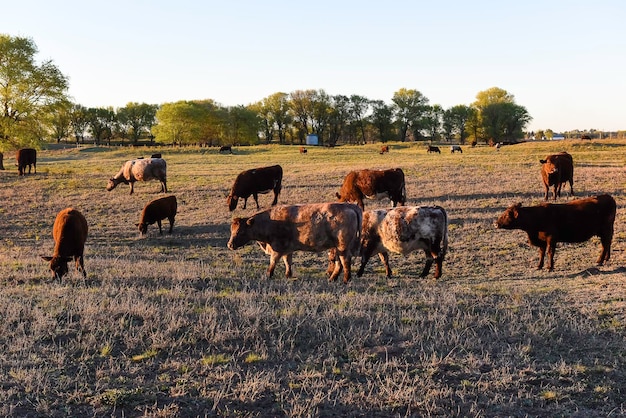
(380, 145), (390, 154)
(150, 153), (162, 159)
(356, 206), (448, 279)
(495, 143), (502, 151)
(450, 145), (463, 153)
(106, 157), (167, 195)
(16, 148), (37, 176)
(336, 168), (406, 210)
(540, 151), (574, 200)
(219, 145), (233, 154)
(299, 147), (308, 154)
(41, 208), (88, 279)
(227, 165), (283, 211)
(427, 145), (441, 154)
(495, 194), (616, 271)
(227, 203), (362, 283)
(136, 195), (177, 237)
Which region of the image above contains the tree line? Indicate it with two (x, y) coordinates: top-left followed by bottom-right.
(2, 34), (617, 150)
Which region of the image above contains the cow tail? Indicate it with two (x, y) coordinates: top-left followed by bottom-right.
(353, 204), (363, 257)
(439, 206), (449, 261)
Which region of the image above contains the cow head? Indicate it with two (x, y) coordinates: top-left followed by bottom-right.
(227, 217), (254, 250)
(540, 158), (559, 175)
(495, 203), (522, 229)
(41, 255), (72, 279)
(136, 222), (149, 236)
(106, 178), (117, 191)
(227, 194), (239, 211)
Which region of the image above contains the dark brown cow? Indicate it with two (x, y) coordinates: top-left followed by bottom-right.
(357, 206), (448, 279)
(299, 147), (307, 154)
(106, 158), (167, 195)
(379, 145), (390, 154)
(540, 151), (574, 200)
(41, 208), (88, 279)
(219, 145), (233, 154)
(17, 148), (37, 176)
(227, 165), (283, 211)
(136, 195), (177, 237)
(227, 203), (362, 283)
(427, 145), (440, 154)
(495, 194), (616, 271)
(336, 168), (406, 210)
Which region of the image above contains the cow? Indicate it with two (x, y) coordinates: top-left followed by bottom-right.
(336, 168), (406, 210)
(540, 151), (574, 200)
(41, 208), (88, 279)
(106, 157), (167, 195)
(450, 145), (463, 153)
(356, 206), (448, 279)
(495, 194), (616, 271)
(150, 153), (162, 159)
(299, 147), (308, 154)
(16, 148), (37, 176)
(227, 203), (362, 283)
(219, 145), (233, 154)
(136, 195), (177, 237)
(427, 145), (441, 154)
(227, 165), (283, 211)
(380, 145), (390, 154)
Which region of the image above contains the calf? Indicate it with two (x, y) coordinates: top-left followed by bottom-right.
(336, 168), (406, 210)
(450, 145), (463, 153)
(41, 208), (88, 279)
(540, 151), (574, 200)
(380, 145), (390, 154)
(427, 145), (441, 154)
(495, 194), (616, 271)
(106, 157), (167, 195)
(16, 148), (37, 175)
(227, 203), (362, 283)
(227, 165), (283, 211)
(357, 206), (448, 279)
(136, 195), (177, 236)
(299, 147), (308, 154)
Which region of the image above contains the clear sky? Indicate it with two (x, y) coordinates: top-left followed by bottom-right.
(3, 0), (625, 132)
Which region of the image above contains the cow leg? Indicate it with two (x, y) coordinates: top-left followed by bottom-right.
(271, 190), (279, 206)
(357, 242), (376, 277)
(242, 197), (248, 209)
(537, 244), (546, 269)
(161, 180), (167, 193)
(568, 179), (574, 196)
(157, 220), (163, 234)
(253, 193), (260, 209)
(283, 254), (293, 277)
(75, 256), (86, 278)
(598, 234), (612, 265)
(266, 252), (281, 278)
(168, 216), (175, 233)
(434, 256), (443, 279)
(338, 253), (352, 284)
(546, 239), (557, 271)
(379, 252), (392, 278)
(129, 182), (135, 195)
(419, 249), (434, 278)
(328, 251), (345, 282)
(327, 248), (337, 277)
(544, 184), (549, 200)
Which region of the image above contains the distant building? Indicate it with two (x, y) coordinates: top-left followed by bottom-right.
(552, 134), (565, 140)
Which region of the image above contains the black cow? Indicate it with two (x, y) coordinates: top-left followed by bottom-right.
(227, 165), (283, 211)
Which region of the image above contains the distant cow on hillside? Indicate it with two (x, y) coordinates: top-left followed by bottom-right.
(17, 148), (37, 175)
(336, 168), (406, 210)
(380, 145), (390, 154)
(227, 165), (283, 211)
(450, 145), (462, 153)
(219, 145), (233, 154)
(427, 145), (440, 154)
(299, 147), (307, 154)
(540, 151), (574, 200)
(495, 194), (616, 271)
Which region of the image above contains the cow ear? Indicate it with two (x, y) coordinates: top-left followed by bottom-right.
(135, 223), (139, 227)
(246, 218), (255, 226)
(41, 256), (53, 261)
(335, 192), (341, 199)
(539, 159), (546, 164)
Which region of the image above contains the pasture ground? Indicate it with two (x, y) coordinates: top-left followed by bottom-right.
(1, 140), (625, 417)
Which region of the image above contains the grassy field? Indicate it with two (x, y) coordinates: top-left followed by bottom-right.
(1, 140), (625, 417)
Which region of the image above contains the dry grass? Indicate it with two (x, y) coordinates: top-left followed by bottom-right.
(1, 140), (626, 417)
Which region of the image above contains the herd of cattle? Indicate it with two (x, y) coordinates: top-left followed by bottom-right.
(7, 147), (617, 282)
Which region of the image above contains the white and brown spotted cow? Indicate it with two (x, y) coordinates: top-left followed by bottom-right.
(227, 202), (362, 283)
(357, 206), (448, 279)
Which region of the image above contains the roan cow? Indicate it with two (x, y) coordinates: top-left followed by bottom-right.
(136, 195), (177, 237)
(450, 145), (463, 153)
(357, 206), (449, 279)
(106, 157), (167, 195)
(540, 151), (574, 200)
(227, 165), (283, 211)
(227, 203), (362, 283)
(17, 148), (37, 176)
(41, 208), (88, 279)
(336, 168), (406, 210)
(495, 194), (616, 271)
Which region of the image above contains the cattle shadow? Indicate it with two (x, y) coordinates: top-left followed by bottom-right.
(132, 223), (231, 249)
(566, 265), (626, 278)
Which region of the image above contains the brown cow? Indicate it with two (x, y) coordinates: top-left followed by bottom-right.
(336, 168), (406, 210)
(41, 208), (88, 279)
(17, 148), (37, 175)
(495, 194), (616, 271)
(227, 203), (362, 283)
(379, 145), (390, 154)
(427, 145), (441, 154)
(136, 195), (177, 236)
(299, 147), (308, 154)
(540, 151), (574, 200)
(106, 157), (167, 195)
(227, 165), (283, 211)
(357, 206), (449, 279)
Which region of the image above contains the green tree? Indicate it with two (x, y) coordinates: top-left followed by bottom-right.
(0, 34), (69, 148)
(85, 107), (115, 145)
(369, 100), (394, 143)
(391, 88), (429, 141)
(250, 92), (291, 144)
(69, 104), (88, 144)
(225, 105), (259, 145)
(348, 95), (370, 144)
(48, 99), (72, 143)
(152, 101), (209, 146)
(422, 104), (443, 141)
(289, 89), (315, 144)
(473, 87), (531, 143)
(117, 102), (158, 145)
(444, 105), (475, 144)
